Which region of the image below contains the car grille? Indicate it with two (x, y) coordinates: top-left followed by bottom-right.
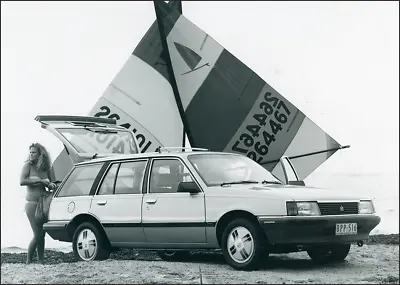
(318, 202), (359, 215)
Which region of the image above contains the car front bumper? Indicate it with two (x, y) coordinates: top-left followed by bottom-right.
(258, 214), (381, 245)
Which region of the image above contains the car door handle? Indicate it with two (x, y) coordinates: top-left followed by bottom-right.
(97, 201), (107, 206)
(145, 199), (157, 204)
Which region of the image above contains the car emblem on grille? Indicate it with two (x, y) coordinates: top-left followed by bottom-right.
(340, 206), (344, 212)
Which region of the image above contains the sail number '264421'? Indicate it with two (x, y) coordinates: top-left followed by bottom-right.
(93, 105), (159, 153)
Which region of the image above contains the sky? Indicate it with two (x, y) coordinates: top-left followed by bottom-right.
(1, 1), (399, 247)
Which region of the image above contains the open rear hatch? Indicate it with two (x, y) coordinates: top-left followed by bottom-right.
(35, 115), (140, 180)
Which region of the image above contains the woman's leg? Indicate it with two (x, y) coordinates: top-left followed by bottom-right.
(25, 202), (45, 263)
(36, 222), (45, 263)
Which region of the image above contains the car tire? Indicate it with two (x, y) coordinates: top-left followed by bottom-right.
(307, 243), (351, 263)
(221, 218), (265, 271)
(157, 250), (190, 262)
(72, 221), (110, 262)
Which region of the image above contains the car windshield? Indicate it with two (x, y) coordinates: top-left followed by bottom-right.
(187, 153), (282, 187)
(57, 128), (138, 155)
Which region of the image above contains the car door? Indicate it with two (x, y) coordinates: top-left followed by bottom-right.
(35, 115), (140, 181)
(142, 158), (206, 245)
(279, 156), (305, 186)
(89, 159), (148, 245)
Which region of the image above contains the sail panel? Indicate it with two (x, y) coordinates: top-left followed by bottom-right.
(282, 117), (340, 158)
(88, 54), (182, 153)
(133, 1), (182, 83)
(166, 16), (225, 110)
(155, 1), (344, 179)
(273, 150), (339, 181)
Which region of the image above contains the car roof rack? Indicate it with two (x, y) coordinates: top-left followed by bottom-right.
(155, 147), (210, 153)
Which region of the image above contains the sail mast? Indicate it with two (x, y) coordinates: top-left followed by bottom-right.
(154, 1), (193, 148)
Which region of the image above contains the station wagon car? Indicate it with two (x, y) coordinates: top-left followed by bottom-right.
(39, 116), (381, 270)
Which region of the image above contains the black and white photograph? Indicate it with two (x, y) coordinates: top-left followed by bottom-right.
(1, 1), (398, 283)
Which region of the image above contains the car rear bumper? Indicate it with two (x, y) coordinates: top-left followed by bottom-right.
(258, 214), (381, 245)
(43, 221), (71, 242)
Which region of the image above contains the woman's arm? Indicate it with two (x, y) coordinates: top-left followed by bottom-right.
(46, 167), (57, 190)
(48, 167), (56, 182)
(20, 163), (41, 186)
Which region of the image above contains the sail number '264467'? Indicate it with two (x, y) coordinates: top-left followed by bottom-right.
(231, 92), (292, 163)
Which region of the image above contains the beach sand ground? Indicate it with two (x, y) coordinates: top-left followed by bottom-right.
(1, 243), (399, 284)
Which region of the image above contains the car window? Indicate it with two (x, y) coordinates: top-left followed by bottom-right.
(149, 159), (193, 194)
(188, 153), (282, 186)
(58, 128), (139, 154)
(57, 163), (103, 197)
(97, 163), (119, 195)
(115, 161), (147, 194)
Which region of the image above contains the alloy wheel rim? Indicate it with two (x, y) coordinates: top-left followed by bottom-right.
(77, 228), (98, 261)
(226, 226), (254, 264)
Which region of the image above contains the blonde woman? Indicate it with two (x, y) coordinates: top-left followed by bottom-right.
(20, 143), (56, 264)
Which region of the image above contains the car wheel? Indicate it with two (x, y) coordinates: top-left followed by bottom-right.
(221, 218), (265, 270)
(157, 250), (190, 262)
(307, 243), (351, 263)
(72, 222), (110, 261)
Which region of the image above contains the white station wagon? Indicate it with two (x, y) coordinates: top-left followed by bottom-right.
(39, 115), (381, 270)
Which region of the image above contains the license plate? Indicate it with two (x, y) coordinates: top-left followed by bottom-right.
(335, 223), (357, 235)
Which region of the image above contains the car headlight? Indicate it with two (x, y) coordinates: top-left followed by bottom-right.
(286, 201), (321, 216)
(359, 200), (375, 214)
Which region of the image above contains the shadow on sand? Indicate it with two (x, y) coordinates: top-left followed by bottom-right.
(160, 251), (351, 271)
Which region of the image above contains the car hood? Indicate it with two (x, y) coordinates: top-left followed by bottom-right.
(205, 183), (365, 201)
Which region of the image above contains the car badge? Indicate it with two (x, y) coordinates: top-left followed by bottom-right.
(340, 206), (344, 212)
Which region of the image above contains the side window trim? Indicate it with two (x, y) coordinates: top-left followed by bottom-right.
(94, 162), (118, 196)
(142, 159), (152, 194)
(173, 157), (203, 194)
(56, 163), (104, 198)
(95, 159), (149, 196)
(54, 166), (75, 197)
(89, 161), (111, 196)
(115, 160), (148, 195)
(146, 157), (203, 194)
(112, 163), (122, 195)
(145, 159), (155, 195)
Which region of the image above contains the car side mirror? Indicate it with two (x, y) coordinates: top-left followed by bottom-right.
(288, 180), (305, 186)
(177, 182), (201, 194)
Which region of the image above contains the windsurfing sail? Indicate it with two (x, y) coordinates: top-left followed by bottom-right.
(51, 1), (185, 181)
(51, 1), (348, 182)
(88, 0), (185, 153)
(151, 0), (349, 180)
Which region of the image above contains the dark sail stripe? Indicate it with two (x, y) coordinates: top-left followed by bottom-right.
(185, 50), (265, 151)
(133, 1), (182, 83)
(154, 0), (195, 146)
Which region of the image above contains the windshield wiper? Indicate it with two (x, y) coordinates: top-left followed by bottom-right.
(262, 180), (283, 185)
(221, 180), (258, 186)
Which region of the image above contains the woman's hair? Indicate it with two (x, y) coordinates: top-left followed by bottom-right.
(27, 143), (52, 172)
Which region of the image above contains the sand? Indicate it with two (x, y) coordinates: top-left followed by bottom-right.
(1, 243), (399, 284)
